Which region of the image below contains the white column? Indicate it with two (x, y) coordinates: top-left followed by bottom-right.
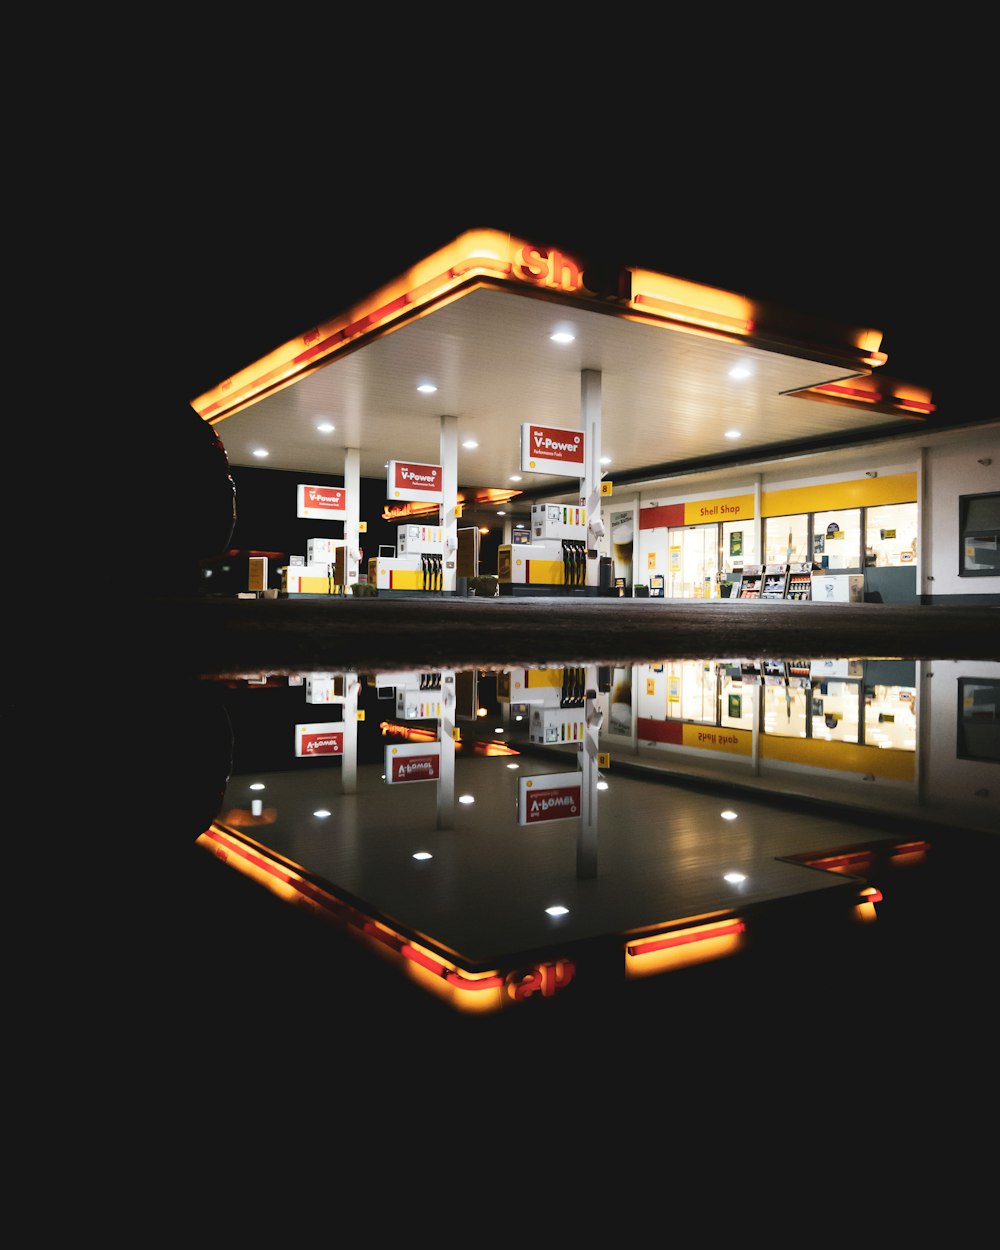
(344, 447), (361, 587)
(341, 673), (359, 793)
(440, 416), (458, 594)
(581, 369), (604, 588)
(577, 664), (603, 878)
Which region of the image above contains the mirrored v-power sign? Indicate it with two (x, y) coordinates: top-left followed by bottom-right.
(520, 424), (585, 477)
(518, 771), (582, 825)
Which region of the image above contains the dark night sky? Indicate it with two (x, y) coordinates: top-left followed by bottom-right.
(126, 116), (979, 429)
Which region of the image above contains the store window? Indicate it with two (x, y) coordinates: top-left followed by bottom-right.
(959, 492), (1000, 576)
(763, 514), (809, 565)
(812, 509), (862, 571)
(865, 503), (918, 568)
(957, 677), (999, 762)
(722, 520), (755, 575)
(664, 660), (717, 722)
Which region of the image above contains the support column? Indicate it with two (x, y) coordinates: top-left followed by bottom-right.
(437, 670), (456, 829)
(577, 664), (603, 879)
(581, 369), (604, 588)
(341, 673), (359, 793)
(344, 447), (361, 588)
(440, 416), (458, 594)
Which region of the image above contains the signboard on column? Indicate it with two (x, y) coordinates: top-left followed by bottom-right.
(520, 424), (586, 477)
(518, 771), (583, 825)
(387, 460), (444, 503)
(295, 722), (346, 757)
(385, 741), (442, 783)
(297, 484), (347, 519)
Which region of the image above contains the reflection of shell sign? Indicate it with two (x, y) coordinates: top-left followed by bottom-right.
(518, 771), (582, 825)
(388, 460), (443, 502)
(295, 722), (345, 756)
(520, 424), (585, 477)
(297, 484), (347, 519)
(385, 741), (442, 783)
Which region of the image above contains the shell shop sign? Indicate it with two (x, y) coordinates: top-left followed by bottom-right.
(385, 741), (441, 783)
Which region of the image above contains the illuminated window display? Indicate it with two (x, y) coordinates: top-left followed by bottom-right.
(866, 503), (917, 568)
(763, 514), (810, 565)
(812, 509), (862, 570)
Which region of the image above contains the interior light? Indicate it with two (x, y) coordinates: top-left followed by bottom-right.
(721, 809), (737, 820)
(313, 809), (331, 819)
(417, 383), (437, 394)
(458, 794), (475, 805)
(724, 430), (742, 440)
(412, 851), (433, 861)
(546, 905), (569, 916)
(253, 448), (269, 458)
(317, 422), (335, 433)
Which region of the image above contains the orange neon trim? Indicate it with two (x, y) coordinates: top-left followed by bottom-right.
(627, 918), (746, 957)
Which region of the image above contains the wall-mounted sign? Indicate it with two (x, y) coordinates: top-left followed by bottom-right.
(520, 424), (585, 477)
(385, 741), (441, 783)
(387, 460), (443, 503)
(294, 722), (345, 757)
(297, 484), (347, 519)
(518, 771), (582, 825)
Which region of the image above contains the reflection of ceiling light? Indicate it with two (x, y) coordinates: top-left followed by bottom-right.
(253, 448), (269, 458)
(550, 331), (575, 344)
(459, 794), (475, 805)
(729, 365), (753, 380)
(412, 851), (432, 860)
(417, 382), (437, 393)
(546, 905), (569, 916)
(721, 809), (737, 820)
(597, 779), (609, 791)
(506, 762), (519, 769)
(600, 456), (612, 465)
(724, 871), (746, 884)
(509, 474), (522, 482)
(317, 422), (335, 433)
(250, 783), (265, 791)
(462, 439), (478, 449)
(724, 429), (741, 440)
(313, 809), (331, 819)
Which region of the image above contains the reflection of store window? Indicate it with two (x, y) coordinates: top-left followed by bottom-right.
(959, 493), (1000, 576)
(957, 677), (999, 761)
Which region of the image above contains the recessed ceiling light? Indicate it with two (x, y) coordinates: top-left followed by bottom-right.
(412, 851), (433, 861)
(250, 783), (265, 791)
(313, 809), (331, 818)
(317, 422), (335, 433)
(597, 779), (609, 791)
(253, 448), (269, 458)
(509, 474), (522, 482)
(417, 382), (438, 394)
(506, 762), (519, 769)
(462, 439), (478, 450)
(496, 510), (506, 516)
(729, 365), (753, 380)
(721, 810), (738, 820)
(600, 456), (612, 465)
(550, 330), (575, 344)
(459, 794), (475, 805)
(545, 905), (569, 916)
(724, 429), (742, 440)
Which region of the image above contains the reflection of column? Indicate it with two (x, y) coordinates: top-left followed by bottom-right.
(582, 369), (603, 588)
(437, 669), (456, 829)
(578, 665), (602, 879)
(341, 673), (359, 793)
